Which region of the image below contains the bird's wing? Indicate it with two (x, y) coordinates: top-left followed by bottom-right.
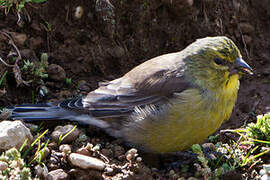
(82, 52), (192, 118)
(9, 52), (191, 127)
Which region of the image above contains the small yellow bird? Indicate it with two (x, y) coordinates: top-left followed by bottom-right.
(9, 36), (253, 153)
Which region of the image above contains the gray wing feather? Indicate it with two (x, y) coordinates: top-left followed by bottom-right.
(9, 51), (192, 128)
(82, 52), (191, 118)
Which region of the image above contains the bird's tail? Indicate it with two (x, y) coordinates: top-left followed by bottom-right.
(7, 102), (110, 128)
(10, 103), (67, 121)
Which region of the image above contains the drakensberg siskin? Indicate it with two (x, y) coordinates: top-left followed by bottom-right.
(9, 36), (253, 153)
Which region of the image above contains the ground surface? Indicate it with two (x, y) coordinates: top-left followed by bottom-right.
(0, 0), (270, 179)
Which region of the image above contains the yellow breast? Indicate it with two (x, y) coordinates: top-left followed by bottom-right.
(133, 74), (240, 153)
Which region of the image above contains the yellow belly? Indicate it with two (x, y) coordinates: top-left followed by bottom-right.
(147, 90), (225, 152)
(128, 75), (240, 153)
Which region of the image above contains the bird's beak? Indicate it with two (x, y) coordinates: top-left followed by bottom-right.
(233, 57), (253, 75)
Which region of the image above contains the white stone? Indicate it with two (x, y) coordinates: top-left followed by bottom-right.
(69, 153), (105, 170)
(0, 121), (33, 150)
(261, 174), (270, 180)
(74, 6), (84, 19)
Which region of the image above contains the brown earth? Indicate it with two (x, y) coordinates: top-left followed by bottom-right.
(0, 0), (270, 179)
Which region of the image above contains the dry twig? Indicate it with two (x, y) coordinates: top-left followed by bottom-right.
(0, 30), (29, 86)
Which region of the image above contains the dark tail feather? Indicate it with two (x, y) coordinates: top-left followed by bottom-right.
(10, 103), (63, 121)
(8, 103), (61, 122)
(7, 103), (110, 128)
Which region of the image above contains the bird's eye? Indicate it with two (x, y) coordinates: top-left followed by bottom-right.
(214, 58), (225, 65)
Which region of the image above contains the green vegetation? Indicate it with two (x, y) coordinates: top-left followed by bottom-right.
(22, 53), (49, 81)
(58, 125), (77, 145)
(0, 128), (49, 178)
(40, 21), (52, 32)
(191, 113), (270, 179)
(0, 71), (7, 87)
(65, 77), (72, 86)
(0, 0), (46, 13)
(20, 129), (49, 165)
(246, 113), (270, 142)
(0, 148), (31, 180)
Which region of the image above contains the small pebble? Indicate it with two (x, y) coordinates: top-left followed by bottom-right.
(76, 147), (91, 156)
(178, 177), (186, 180)
(48, 142), (58, 149)
(105, 167), (113, 173)
(74, 6), (84, 19)
(51, 125), (80, 144)
(49, 156), (59, 164)
(136, 157), (142, 162)
(59, 144), (72, 155)
(35, 164), (49, 178)
(47, 64), (66, 82)
(125, 148), (138, 161)
(201, 143), (215, 151)
(54, 151), (64, 158)
(40, 86), (49, 97)
(187, 177), (199, 180)
(169, 170), (175, 176)
(46, 169), (69, 180)
(92, 144), (101, 152)
(69, 153), (105, 170)
(187, 0), (193, 6)
(126, 154), (133, 161)
(261, 174), (270, 180)
(104, 167), (115, 176)
(85, 143), (94, 151)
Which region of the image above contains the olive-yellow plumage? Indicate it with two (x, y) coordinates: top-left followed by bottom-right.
(131, 74), (240, 152)
(10, 36), (253, 153)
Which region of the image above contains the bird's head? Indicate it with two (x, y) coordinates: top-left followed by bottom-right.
(183, 36), (253, 90)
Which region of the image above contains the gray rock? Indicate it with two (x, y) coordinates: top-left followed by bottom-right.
(76, 147), (91, 156)
(51, 125), (80, 144)
(46, 169), (69, 180)
(0, 121), (33, 150)
(47, 64), (66, 82)
(69, 153), (105, 170)
(35, 164), (49, 178)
